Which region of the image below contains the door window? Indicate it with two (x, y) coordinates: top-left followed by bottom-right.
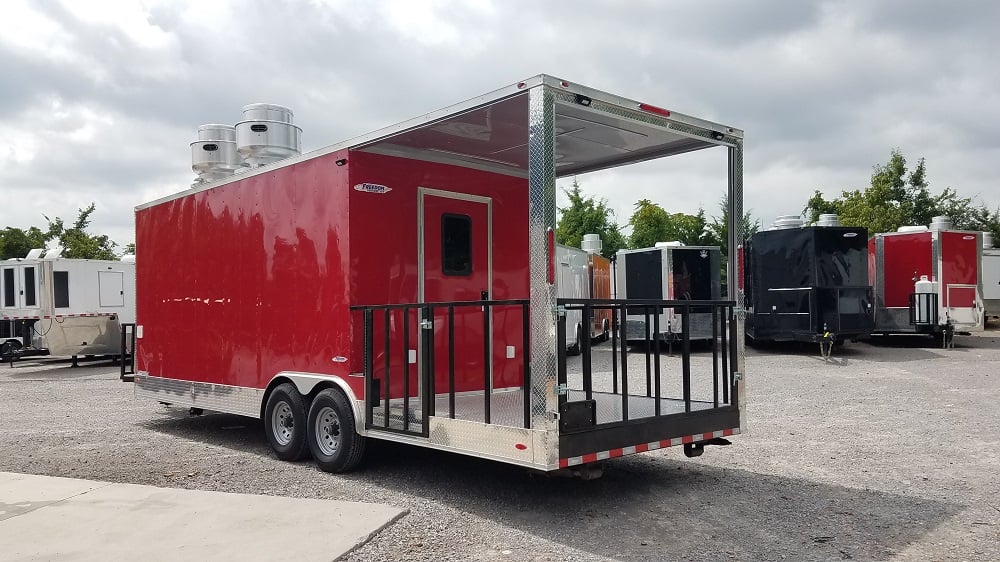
(2, 269), (14, 307)
(441, 213), (472, 276)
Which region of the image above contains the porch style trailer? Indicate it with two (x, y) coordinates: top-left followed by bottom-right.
(134, 75), (746, 474)
(1, 252), (135, 359)
(615, 243), (723, 343)
(743, 215), (874, 345)
(869, 216), (984, 341)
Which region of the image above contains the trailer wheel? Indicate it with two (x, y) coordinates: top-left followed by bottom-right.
(264, 383), (310, 461)
(307, 389), (366, 473)
(600, 319), (610, 343)
(567, 325), (583, 356)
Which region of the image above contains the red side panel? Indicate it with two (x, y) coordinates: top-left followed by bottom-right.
(939, 231), (979, 307)
(136, 151), (355, 393)
(882, 232), (932, 307)
(347, 151), (529, 393)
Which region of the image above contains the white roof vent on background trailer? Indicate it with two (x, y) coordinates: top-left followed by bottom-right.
(191, 124), (244, 187)
(897, 225), (929, 233)
(25, 248), (44, 259)
(654, 241), (685, 247)
(581, 233), (602, 254)
(236, 103), (302, 168)
(929, 216), (953, 231)
(816, 214), (842, 227)
(770, 215), (804, 230)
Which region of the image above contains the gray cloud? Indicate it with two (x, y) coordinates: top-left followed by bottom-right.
(2, 0), (998, 249)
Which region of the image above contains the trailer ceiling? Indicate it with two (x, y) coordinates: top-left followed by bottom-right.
(354, 90), (721, 178)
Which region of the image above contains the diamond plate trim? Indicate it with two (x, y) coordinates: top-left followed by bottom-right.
(135, 374), (263, 418)
(427, 417), (536, 464)
(528, 85), (559, 468)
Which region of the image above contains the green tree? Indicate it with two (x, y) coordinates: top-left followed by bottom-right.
(803, 149), (1000, 236)
(627, 200), (714, 248)
(706, 195), (762, 259)
(556, 179), (626, 258)
(0, 226), (47, 260)
(44, 203), (119, 260)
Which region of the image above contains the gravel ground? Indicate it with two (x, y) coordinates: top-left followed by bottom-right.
(1, 330), (998, 561)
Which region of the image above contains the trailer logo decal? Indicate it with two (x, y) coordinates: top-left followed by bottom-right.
(843, 232), (858, 238)
(699, 250), (708, 258)
(963, 235), (975, 240)
(353, 183), (392, 194)
(332, 356), (347, 363)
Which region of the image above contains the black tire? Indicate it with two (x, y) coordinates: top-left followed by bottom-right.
(601, 319), (610, 343)
(307, 388), (366, 473)
(263, 383), (310, 461)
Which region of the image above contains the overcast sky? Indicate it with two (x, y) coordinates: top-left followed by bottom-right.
(2, 0), (998, 250)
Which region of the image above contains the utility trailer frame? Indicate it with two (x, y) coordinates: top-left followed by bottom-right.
(134, 75), (746, 473)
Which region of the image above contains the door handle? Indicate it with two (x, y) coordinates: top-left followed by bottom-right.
(481, 290), (489, 302)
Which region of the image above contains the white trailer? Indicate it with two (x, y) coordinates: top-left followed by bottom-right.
(0, 251), (135, 358)
(984, 247), (1000, 319)
(616, 243), (723, 342)
(556, 244), (590, 354)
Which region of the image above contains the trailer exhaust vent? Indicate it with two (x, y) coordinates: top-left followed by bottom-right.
(191, 124), (244, 187)
(929, 216), (953, 232)
(581, 233), (603, 254)
(816, 214), (842, 227)
(770, 215), (803, 230)
(236, 103), (302, 169)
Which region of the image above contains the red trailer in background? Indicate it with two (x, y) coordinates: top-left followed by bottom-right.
(869, 217), (984, 342)
(134, 75), (747, 475)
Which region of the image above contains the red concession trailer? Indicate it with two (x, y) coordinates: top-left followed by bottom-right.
(869, 217), (984, 341)
(134, 75), (746, 474)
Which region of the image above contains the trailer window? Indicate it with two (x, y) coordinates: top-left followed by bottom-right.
(441, 214), (472, 276)
(53, 271), (70, 308)
(2, 269), (13, 307)
(23, 267), (36, 307)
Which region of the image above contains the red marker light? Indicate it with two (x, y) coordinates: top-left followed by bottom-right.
(515, 443), (528, 450)
(639, 103), (671, 117)
(547, 227), (555, 284)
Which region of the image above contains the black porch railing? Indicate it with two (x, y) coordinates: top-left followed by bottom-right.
(351, 299), (531, 437)
(556, 298), (739, 432)
(119, 322), (137, 382)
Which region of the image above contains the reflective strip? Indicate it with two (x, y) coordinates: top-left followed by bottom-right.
(558, 428), (740, 468)
(0, 313), (117, 320)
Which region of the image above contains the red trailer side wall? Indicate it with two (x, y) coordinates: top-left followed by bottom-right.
(347, 151), (530, 392)
(136, 151), (354, 390)
(881, 232), (933, 308)
(939, 231), (979, 307)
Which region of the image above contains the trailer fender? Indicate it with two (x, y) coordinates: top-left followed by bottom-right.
(265, 373), (364, 433)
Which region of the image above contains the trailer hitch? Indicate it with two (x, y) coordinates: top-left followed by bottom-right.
(683, 437), (732, 458)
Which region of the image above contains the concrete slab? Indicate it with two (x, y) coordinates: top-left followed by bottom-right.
(0, 472), (407, 562)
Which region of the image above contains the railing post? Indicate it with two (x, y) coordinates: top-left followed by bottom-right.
(682, 303), (692, 413)
(482, 300), (492, 424)
(712, 305), (719, 408)
(618, 303), (629, 421)
(421, 306), (435, 434)
(557, 306), (568, 412)
(383, 309), (391, 429)
(448, 306), (456, 419)
(363, 309), (374, 429)
(582, 302), (593, 401)
(652, 307), (661, 416)
(644, 307), (652, 397)
(402, 307), (411, 432)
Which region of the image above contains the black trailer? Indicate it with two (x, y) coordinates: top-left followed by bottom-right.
(744, 224), (873, 348)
